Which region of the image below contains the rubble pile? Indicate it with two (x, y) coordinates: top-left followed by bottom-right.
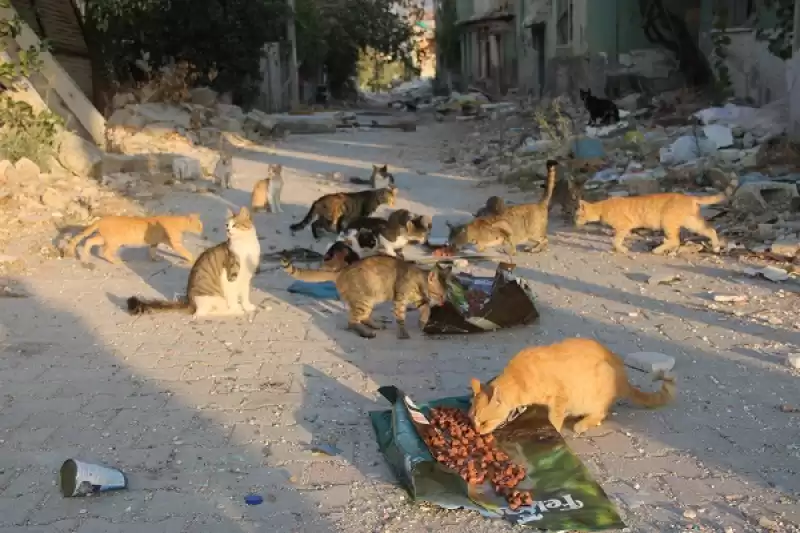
(438, 89), (800, 260)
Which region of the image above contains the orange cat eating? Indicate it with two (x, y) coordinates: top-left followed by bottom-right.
(469, 338), (675, 435)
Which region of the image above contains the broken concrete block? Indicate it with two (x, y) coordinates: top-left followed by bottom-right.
(624, 351), (676, 373)
(788, 354), (800, 370)
(101, 153), (154, 175)
(732, 181), (798, 214)
(770, 238), (800, 257)
(266, 112), (337, 134)
(14, 157), (41, 181)
(190, 87), (218, 107)
(57, 132), (103, 178)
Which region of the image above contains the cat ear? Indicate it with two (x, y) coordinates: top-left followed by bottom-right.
(372, 165), (378, 170)
(470, 378), (482, 396)
(238, 206), (251, 220)
(488, 384), (502, 404)
(380, 164), (388, 173)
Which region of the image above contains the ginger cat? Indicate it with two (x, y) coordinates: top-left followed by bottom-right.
(127, 207), (260, 318)
(66, 214), (203, 264)
(575, 191), (728, 254)
(281, 255), (451, 339)
(448, 160), (557, 255)
(469, 338), (675, 436)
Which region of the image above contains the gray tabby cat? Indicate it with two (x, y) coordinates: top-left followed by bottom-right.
(213, 152), (234, 189)
(126, 207), (261, 318)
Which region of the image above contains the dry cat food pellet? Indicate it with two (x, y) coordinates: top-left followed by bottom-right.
(421, 406), (534, 510)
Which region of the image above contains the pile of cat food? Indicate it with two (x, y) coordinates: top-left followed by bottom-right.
(432, 245), (456, 258)
(463, 288), (490, 315)
(421, 406), (534, 510)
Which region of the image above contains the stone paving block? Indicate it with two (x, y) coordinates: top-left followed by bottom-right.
(590, 431), (641, 457)
(0, 494), (42, 526)
(663, 475), (720, 502)
(0, 519), (77, 533)
(602, 455), (707, 480)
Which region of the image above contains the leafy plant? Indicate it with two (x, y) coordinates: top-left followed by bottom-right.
(0, 0), (63, 168)
(756, 0), (795, 60)
(534, 97), (573, 143)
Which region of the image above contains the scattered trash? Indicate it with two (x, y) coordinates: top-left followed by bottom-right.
(702, 124), (734, 149)
(244, 494), (264, 506)
(60, 459), (127, 497)
(743, 266), (791, 282)
(778, 404), (799, 413)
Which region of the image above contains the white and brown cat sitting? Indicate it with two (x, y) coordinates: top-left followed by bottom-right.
(469, 338), (675, 436)
(251, 163), (285, 213)
(127, 207), (261, 318)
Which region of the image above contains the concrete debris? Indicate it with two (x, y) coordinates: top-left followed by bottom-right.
(624, 351), (676, 373)
(787, 354), (800, 370)
(743, 266), (790, 282)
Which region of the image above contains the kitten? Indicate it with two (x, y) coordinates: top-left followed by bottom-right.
(213, 152), (234, 189)
(448, 160), (558, 255)
(350, 164), (396, 188)
(251, 164), (285, 213)
(290, 186), (397, 239)
(172, 156), (203, 181)
(65, 213), (203, 264)
(347, 209), (432, 257)
(579, 89), (620, 126)
(469, 338), (676, 435)
(281, 255), (451, 339)
(127, 207), (261, 318)
(475, 196), (505, 218)
(575, 191), (729, 254)
(550, 168), (586, 222)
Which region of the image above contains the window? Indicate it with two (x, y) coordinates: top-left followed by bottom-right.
(556, 0), (573, 46)
(718, 0), (757, 28)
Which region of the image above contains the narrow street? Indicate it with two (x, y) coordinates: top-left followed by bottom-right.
(1, 119), (798, 533)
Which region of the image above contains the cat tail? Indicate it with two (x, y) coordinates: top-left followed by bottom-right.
(625, 370), (676, 408)
(280, 257), (340, 282)
(290, 199), (321, 231)
(126, 296), (193, 315)
(349, 177), (372, 185)
(540, 160), (558, 208)
(694, 177), (740, 205)
(65, 220), (101, 257)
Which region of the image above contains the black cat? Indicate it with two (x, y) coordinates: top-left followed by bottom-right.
(579, 89), (620, 126)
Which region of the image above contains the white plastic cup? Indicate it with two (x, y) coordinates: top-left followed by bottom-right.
(60, 459), (127, 497)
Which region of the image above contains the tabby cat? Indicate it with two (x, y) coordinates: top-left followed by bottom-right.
(469, 338), (675, 435)
(290, 186), (397, 239)
(127, 207), (261, 318)
(448, 160), (558, 255)
(251, 164), (285, 213)
(66, 213), (203, 264)
(349, 164), (396, 188)
(575, 190), (730, 254)
(281, 255), (451, 339)
(475, 196), (505, 218)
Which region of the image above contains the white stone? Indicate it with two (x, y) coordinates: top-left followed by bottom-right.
(57, 132), (103, 178)
(624, 351), (676, 373)
(788, 354), (800, 370)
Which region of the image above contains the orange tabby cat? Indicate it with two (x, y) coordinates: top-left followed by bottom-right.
(575, 192), (727, 254)
(469, 338), (675, 435)
(66, 214), (203, 264)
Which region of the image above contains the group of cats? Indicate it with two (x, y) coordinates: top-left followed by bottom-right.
(64, 157), (679, 438)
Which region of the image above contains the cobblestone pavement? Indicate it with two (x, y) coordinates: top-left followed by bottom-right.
(1, 122), (798, 533)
